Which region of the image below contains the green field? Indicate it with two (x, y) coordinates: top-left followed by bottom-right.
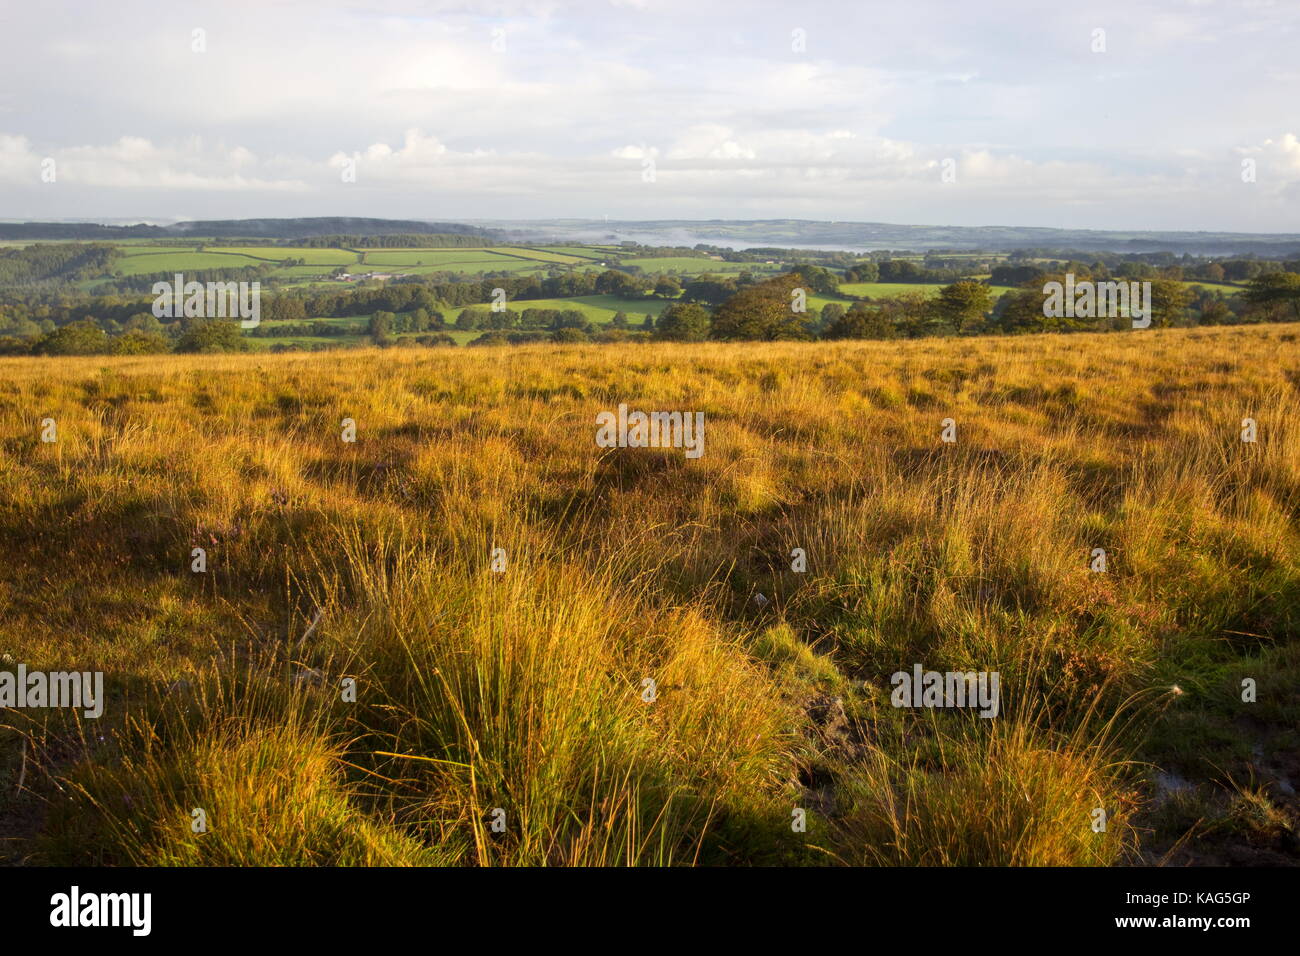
(6, 238), (1251, 331)
(840, 281), (1017, 299)
(207, 246), (358, 265)
(67, 242), (628, 282)
(621, 256), (775, 274)
(262, 314), (367, 329)
(491, 294), (667, 323)
(352, 249), (592, 276)
(535, 245), (614, 260)
(112, 251), (272, 275)
(485, 247), (586, 264)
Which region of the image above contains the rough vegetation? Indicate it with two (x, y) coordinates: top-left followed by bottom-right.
(1, 324), (1297, 865)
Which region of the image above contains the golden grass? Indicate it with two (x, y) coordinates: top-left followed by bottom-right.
(2, 324), (1297, 865)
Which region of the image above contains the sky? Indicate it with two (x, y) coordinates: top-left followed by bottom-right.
(0, 0), (1297, 232)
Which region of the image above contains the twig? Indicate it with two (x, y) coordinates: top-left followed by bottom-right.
(295, 608), (323, 652)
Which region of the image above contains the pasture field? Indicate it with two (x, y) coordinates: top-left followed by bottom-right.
(265, 315), (368, 328)
(484, 247), (587, 264)
(116, 245), (192, 257)
(840, 281), (1018, 299)
(275, 265), (346, 277)
(30, 241), (619, 284)
(207, 247), (359, 265)
(0, 324), (1296, 866)
(354, 250), (583, 275)
(620, 256), (775, 273)
(111, 251), (273, 275)
(360, 249), (514, 267)
(535, 246), (616, 259)
(490, 293), (667, 323)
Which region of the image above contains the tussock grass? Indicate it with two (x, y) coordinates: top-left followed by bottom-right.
(2, 324), (1298, 865)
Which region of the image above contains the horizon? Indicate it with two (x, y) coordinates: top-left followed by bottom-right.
(5, 214), (1300, 238)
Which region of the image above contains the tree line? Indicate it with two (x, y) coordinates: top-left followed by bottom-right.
(3, 262), (1298, 356)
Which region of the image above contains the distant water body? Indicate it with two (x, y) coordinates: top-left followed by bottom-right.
(504, 226), (886, 253)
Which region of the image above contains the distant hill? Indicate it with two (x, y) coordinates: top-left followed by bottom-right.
(0, 217), (496, 241)
(479, 218), (1300, 257)
(5, 216), (1300, 256)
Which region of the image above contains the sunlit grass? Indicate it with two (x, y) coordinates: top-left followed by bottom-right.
(1, 323), (1297, 866)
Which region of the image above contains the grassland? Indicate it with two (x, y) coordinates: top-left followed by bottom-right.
(495, 294), (667, 322)
(111, 251), (273, 275)
(1, 325), (1297, 866)
(95, 243), (609, 282)
(207, 247), (359, 265)
(535, 245), (617, 260)
(841, 281), (1018, 299)
(620, 256), (779, 274)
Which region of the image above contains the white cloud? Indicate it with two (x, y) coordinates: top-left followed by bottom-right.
(0, 0), (1297, 229)
(0, 134), (310, 192)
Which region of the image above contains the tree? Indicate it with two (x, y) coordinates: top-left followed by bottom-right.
(991, 289), (1047, 334)
(789, 264), (840, 295)
(818, 302), (845, 337)
(990, 263), (1046, 286)
(1222, 260), (1263, 282)
(109, 331), (171, 355)
(653, 275), (682, 298)
(1149, 278), (1192, 327)
(595, 269), (645, 296)
(933, 281), (993, 334)
(369, 310), (395, 343)
(456, 308), (488, 330)
(610, 311), (630, 329)
(709, 274), (812, 341)
(878, 259), (923, 282)
(1244, 272), (1300, 321)
(124, 312), (166, 335)
(268, 296), (307, 323)
(879, 291), (938, 338)
(33, 319), (108, 355)
(823, 304), (895, 339)
(653, 302), (711, 341)
(845, 262), (879, 283)
(176, 320), (249, 353)
(682, 275), (737, 306)
(415, 333), (457, 347)
(485, 308), (519, 331)
(551, 310), (590, 332)
(1118, 261), (1156, 280)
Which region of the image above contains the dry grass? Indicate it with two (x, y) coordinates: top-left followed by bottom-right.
(1, 324), (1298, 865)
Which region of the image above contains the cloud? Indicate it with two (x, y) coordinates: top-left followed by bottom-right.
(0, 0), (1297, 229)
(0, 134), (310, 191)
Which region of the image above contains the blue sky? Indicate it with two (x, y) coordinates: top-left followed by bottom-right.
(1, 0), (1297, 230)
